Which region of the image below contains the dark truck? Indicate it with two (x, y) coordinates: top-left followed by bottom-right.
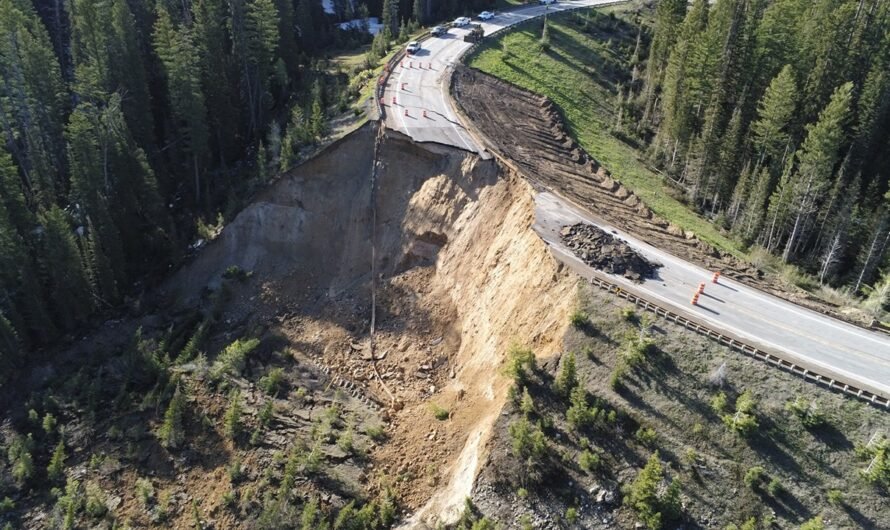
(463, 24), (484, 43)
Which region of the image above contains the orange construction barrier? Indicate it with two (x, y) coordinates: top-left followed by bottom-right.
(691, 293), (700, 306)
(423, 110), (428, 118)
(409, 61), (413, 68)
(428, 62), (432, 69)
(401, 82), (406, 90)
(404, 108), (409, 116)
(391, 96), (396, 105)
(712, 271), (721, 284)
(698, 282), (706, 294)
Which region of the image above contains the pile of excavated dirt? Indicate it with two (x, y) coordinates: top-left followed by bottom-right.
(560, 223), (660, 281)
(451, 66), (871, 325)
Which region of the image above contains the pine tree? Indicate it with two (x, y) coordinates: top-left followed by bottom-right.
(159, 384), (186, 449)
(153, 9), (210, 206)
(109, 0), (154, 149)
(641, 0), (687, 128)
(555, 351), (578, 398)
(380, 0), (398, 36)
(750, 65), (798, 166)
(655, 0), (709, 168)
(37, 206), (94, 330)
(0, 0), (68, 205)
(777, 82), (853, 261)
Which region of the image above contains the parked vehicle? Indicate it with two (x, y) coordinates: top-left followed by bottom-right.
(539, 0), (556, 4)
(463, 24), (484, 43)
(478, 11), (494, 21)
(453, 16), (472, 26)
(431, 25), (447, 37)
(406, 41), (421, 54)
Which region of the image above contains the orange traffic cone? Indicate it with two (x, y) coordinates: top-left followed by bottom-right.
(691, 292), (700, 305)
(698, 282), (706, 294)
(712, 271), (721, 284)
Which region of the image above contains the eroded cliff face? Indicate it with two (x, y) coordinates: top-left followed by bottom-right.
(161, 124), (574, 527)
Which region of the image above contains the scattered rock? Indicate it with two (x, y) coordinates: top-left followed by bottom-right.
(560, 223), (661, 282)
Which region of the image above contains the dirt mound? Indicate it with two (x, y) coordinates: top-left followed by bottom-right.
(560, 223), (660, 281)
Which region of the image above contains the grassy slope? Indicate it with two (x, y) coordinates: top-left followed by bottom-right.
(466, 6), (747, 258)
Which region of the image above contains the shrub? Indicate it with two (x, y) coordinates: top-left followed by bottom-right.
(799, 516), (824, 530)
(7, 434), (34, 484)
(0, 497), (15, 514)
(683, 448), (697, 467)
(626, 452), (682, 530)
(620, 306), (636, 321)
(504, 344), (537, 384)
(555, 351), (579, 397)
(785, 396), (826, 428)
(222, 265), (253, 282)
(570, 310), (589, 329)
(609, 363), (627, 390)
(430, 403), (450, 421)
(767, 477), (784, 496)
(635, 426), (658, 447)
(710, 392), (728, 414)
(47, 439), (66, 482)
(517, 487), (528, 499)
(228, 457), (245, 483)
(365, 424), (387, 442)
(743, 466), (766, 490)
(84, 482), (108, 518)
(211, 338), (260, 380)
(567, 386), (597, 431)
(509, 417), (547, 462)
(565, 507), (578, 524)
(158, 386), (186, 449)
(259, 367), (286, 396)
(579, 449), (601, 473)
(827, 489), (843, 506)
(259, 400), (274, 428)
(337, 426), (355, 454)
(724, 517), (757, 530)
(224, 390), (244, 440)
(519, 387), (536, 416)
(136, 478), (155, 508)
(43, 412), (57, 435)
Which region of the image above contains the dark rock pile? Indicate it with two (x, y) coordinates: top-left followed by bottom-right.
(560, 223), (661, 282)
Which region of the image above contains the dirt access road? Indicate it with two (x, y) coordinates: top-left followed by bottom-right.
(381, 0), (621, 152)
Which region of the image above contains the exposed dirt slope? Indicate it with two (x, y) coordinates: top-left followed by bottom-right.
(160, 124), (575, 526)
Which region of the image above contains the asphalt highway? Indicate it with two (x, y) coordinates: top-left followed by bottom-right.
(380, 1), (890, 401)
(382, 0), (621, 152)
(535, 192), (890, 400)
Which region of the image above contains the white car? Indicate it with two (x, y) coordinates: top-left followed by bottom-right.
(453, 16), (471, 26)
(406, 41), (421, 54)
(478, 11), (494, 20)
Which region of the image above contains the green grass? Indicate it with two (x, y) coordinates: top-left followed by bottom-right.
(467, 8), (747, 258)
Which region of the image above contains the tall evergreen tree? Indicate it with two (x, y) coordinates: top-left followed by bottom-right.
(771, 82), (854, 261)
(154, 9), (210, 206)
(640, 0), (687, 128)
(0, 0), (67, 205)
(37, 205), (94, 330)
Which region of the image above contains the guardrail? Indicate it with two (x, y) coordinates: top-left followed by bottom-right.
(586, 273), (890, 410)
